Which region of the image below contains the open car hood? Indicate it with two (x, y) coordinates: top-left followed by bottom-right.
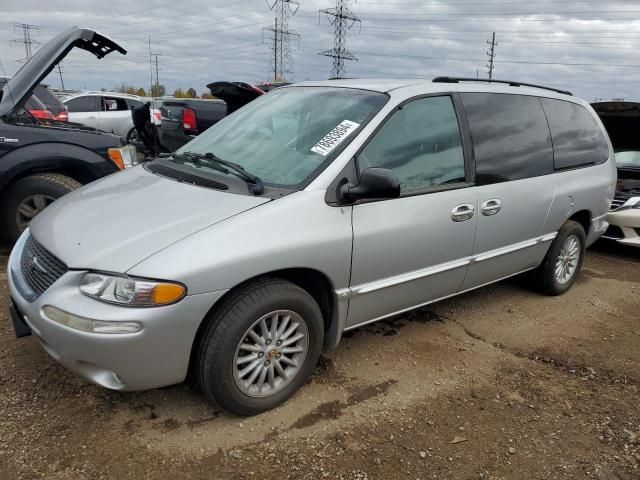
(592, 101), (640, 152)
(206, 81), (264, 114)
(0, 27), (126, 118)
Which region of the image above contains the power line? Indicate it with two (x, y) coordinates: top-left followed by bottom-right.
(263, 0), (300, 81)
(11, 23), (41, 63)
(319, 0), (361, 78)
(487, 32), (497, 79)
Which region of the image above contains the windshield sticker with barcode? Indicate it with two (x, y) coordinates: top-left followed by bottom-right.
(311, 120), (360, 156)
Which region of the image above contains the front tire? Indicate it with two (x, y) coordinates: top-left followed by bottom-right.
(196, 278), (324, 416)
(530, 220), (586, 296)
(1, 174), (81, 244)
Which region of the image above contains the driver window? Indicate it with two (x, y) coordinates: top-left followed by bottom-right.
(357, 96), (465, 192)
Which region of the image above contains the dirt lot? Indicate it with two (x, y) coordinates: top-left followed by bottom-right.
(0, 241), (639, 480)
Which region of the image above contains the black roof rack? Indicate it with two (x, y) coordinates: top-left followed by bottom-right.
(432, 76), (572, 96)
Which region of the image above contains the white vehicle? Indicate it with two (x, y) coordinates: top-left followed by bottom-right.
(63, 91), (144, 141)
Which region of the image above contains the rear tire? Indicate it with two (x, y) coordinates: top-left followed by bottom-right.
(530, 220), (586, 296)
(0, 174), (81, 244)
(196, 278), (324, 416)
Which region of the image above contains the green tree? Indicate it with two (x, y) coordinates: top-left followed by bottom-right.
(173, 88), (185, 98)
(150, 84), (166, 97)
(186, 87), (197, 98)
(136, 87), (147, 97)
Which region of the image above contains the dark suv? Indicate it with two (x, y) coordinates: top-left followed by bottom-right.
(0, 27), (133, 244)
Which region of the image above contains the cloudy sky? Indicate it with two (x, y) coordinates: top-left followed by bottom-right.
(1, 0), (640, 101)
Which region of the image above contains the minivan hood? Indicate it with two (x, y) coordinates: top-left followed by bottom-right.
(29, 166), (270, 273)
(0, 27), (126, 118)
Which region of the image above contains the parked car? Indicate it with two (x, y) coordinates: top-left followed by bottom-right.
(63, 91), (144, 141)
(0, 78), (66, 121)
(157, 97), (227, 152)
(152, 82), (264, 151)
(0, 27), (134, 244)
(8, 77), (615, 415)
(593, 101), (640, 247)
(34, 84), (68, 122)
(255, 81), (291, 92)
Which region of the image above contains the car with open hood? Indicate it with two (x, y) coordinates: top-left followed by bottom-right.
(0, 27), (135, 244)
(8, 77), (615, 415)
(592, 101), (640, 247)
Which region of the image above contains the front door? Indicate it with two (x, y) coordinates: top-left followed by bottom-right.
(347, 95), (478, 328)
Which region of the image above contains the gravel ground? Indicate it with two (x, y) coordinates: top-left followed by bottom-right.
(0, 241), (638, 480)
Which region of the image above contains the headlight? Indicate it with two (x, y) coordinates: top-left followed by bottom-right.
(108, 145), (138, 170)
(80, 273), (186, 307)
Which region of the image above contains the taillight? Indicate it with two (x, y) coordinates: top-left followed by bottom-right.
(55, 111), (69, 122)
(30, 109), (55, 120)
(182, 108), (197, 133)
(154, 111), (162, 123)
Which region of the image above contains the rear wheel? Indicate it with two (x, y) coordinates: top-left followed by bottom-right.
(530, 220), (586, 296)
(0, 174), (81, 244)
(196, 278), (324, 415)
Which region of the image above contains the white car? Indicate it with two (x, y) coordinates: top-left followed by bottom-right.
(63, 91), (144, 140)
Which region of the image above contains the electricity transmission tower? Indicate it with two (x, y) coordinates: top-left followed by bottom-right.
(150, 52), (162, 95)
(319, 0), (361, 79)
(263, 0), (300, 81)
(486, 32), (497, 79)
(11, 23), (41, 63)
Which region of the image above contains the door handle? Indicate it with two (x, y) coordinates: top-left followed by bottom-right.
(481, 198), (502, 216)
(451, 203), (475, 222)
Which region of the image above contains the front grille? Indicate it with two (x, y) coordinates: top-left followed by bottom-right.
(611, 187), (640, 211)
(20, 234), (68, 298)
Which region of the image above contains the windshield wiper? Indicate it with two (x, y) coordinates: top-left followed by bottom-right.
(172, 151), (264, 195)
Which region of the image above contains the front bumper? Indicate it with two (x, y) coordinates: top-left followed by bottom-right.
(7, 233), (227, 391)
(604, 208), (640, 247)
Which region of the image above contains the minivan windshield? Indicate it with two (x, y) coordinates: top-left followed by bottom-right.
(615, 151), (640, 168)
(171, 86), (388, 187)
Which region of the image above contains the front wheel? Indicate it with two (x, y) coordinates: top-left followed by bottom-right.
(530, 220), (586, 296)
(1, 174), (81, 244)
(196, 278), (324, 415)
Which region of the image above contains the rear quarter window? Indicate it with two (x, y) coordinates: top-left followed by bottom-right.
(66, 96), (99, 112)
(540, 98), (609, 170)
(461, 93), (554, 184)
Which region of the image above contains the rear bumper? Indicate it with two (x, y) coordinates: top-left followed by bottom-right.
(603, 208), (640, 247)
(7, 233), (226, 391)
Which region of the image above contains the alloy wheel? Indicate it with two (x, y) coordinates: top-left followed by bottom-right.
(555, 234), (580, 285)
(233, 310), (309, 398)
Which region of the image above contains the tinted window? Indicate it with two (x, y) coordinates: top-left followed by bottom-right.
(461, 93), (553, 184)
(358, 96), (465, 191)
(540, 98), (609, 169)
(34, 85), (64, 115)
(66, 96), (99, 112)
(127, 99), (143, 109)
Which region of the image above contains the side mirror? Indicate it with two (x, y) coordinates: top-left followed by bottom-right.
(339, 167), (401, 203)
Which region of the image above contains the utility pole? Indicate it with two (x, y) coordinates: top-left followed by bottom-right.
(319, 0), (361, 79)
(263, 0), (300, 82)
(11, 23), (41, 63)
(486, 32), (497, 80)
(56, 64), (65, 90)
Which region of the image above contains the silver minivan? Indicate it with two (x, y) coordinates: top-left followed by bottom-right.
(8, 77), (616, 415)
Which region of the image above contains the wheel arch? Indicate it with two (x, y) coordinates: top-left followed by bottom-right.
(189, 267), (340, 374)
(568, 209), (591, 235)
(0, 143), (116, 192)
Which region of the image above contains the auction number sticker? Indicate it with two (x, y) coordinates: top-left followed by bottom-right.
(311, 120), (360, 156)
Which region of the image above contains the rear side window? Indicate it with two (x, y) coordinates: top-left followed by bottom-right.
(540, 99), (609, 169)
(66, 96), (99, 112)
(357, 95), (466, 192)
(461, 93), (553, 184)
(101, 97), (129, 111)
